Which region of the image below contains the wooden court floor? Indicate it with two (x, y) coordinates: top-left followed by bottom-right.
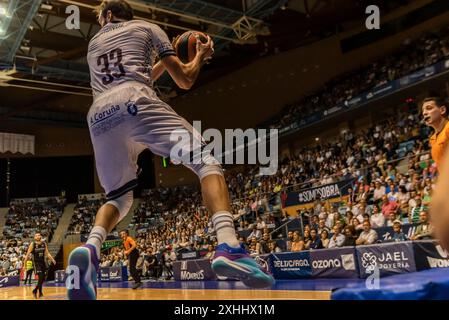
(0, 286), (330, 300)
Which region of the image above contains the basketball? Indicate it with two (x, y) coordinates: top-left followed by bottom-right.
(175, 31), (209, 63)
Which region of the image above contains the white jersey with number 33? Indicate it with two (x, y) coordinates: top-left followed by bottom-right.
(87, 20), (175, 97)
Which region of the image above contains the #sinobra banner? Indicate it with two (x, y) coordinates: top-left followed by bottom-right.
(284, 179), (355, 207)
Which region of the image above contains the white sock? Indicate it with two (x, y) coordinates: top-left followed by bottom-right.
(86, 226), (107, 258)
(212, 211), (240, 248)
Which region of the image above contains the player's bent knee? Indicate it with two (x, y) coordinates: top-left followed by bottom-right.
(106, 191), (133, 223)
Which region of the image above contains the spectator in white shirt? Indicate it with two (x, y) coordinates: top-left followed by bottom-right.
(356, 221), (378, 245)
(373, 181), (386, 202)
(247, 226), (262, 240)
(386, 212), (397, 227)
(328, 226), (346, 248)
(370, 205), (385, 228)
(255, 217), (266, 230)
(325, 212), (335, 229)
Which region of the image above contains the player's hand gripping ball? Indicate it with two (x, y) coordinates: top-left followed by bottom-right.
(174, 31), (213, 63)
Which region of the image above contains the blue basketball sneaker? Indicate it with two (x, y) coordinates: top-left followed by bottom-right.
(67, 244), (99, 300)
(211, 243), (274, 288)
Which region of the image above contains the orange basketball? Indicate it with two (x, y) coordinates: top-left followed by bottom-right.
(175, 31), (209, 63)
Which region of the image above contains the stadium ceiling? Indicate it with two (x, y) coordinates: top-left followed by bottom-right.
(0, 0), (412, 126)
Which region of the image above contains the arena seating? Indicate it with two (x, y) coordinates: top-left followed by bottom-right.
(2, 197), (65, 242)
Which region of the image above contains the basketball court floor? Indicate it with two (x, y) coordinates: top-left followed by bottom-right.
(0, 278), (350, 300)
(1, 268), (448, 300)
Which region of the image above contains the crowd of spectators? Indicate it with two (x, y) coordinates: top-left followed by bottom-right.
(261, 25), (449, 131)
(99, 243), (177, 280)
(4, 27), (446, 271)
(0, 238), (28, 277)
(2, 197), (65, 242)
(125, 98), (437, 260)
(67, 196), (107, 236)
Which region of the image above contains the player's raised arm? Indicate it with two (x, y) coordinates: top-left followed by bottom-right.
(161, 35), (213, 90)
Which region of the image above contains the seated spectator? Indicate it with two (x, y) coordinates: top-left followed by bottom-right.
(392, 220), (408, 242)
(310, 215), (319, 230)
(317, 219), (329, 235)
(411, 211), (434, 240)
(352, 218), (364, 236)
(112, 255), (123, 267)
(373, 180), (386, 202)
(320, 230), (330, 248)
(303, 229), (311, 249)
(239, 237), (249, 252)
(247, 226), (262, 240)
(100, 256), (111, 268)
(409, 196), (427, 224)
(381, 195), (399, 218)
(163, 247), (176, 274)
(258, 233), (271, 254)
(356, 221), (378, 245)
(268, 241), (282, 253)
(291, 231), (305, 252)
(144, 248), (158, 278)
(285, 231), (293, 251)
(203, 245), (215, 260)
(249, 242), (259, 256)
(255, 217), (266, 230)
(386, 212), (397, 227)
(370, 205), (385, 228)
(308, 229), (323, 250)
(345, 211), (354, 227)
(328, 226), (345, 248)
(342, 226), (357, 247)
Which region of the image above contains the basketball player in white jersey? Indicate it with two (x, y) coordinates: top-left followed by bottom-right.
(67, 0), (274, 300)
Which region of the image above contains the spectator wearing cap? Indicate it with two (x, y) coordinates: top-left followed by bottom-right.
(392, 220), (408, 242)
(370, 205), (385, 228)
(356, 221), (378, 245)
(411, 211), (434, 240)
